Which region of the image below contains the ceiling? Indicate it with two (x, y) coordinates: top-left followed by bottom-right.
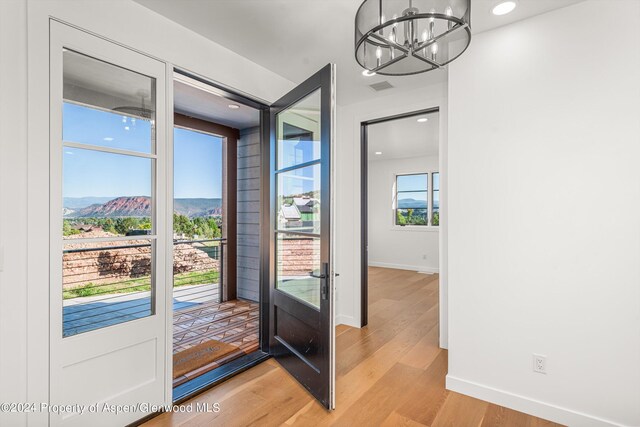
(134, 0), (584, 106)
(368, 112), (439, 160)
(64, 49), (154, 113)
(174, 73), (261, 130)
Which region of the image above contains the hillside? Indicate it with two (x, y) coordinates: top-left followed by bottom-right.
(66, 196), (222, 218)
(397, 198), (428, 209)
(74, 196), (151, 218)
(174, 198), (222, 217)
(63, 196), (117, 209)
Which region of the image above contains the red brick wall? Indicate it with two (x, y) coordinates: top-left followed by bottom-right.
(277, 237), (320, 277)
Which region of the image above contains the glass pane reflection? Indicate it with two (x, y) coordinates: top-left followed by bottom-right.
(277, 164), (321, 234)
(276, 233), (321, 309)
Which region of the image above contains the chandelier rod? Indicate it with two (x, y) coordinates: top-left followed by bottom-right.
(414, 22), (469, 52)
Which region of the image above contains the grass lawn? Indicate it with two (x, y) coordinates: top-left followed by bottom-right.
(63, 269), (220, 299)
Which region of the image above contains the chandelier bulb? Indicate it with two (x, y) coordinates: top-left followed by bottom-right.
(445, 6), (454, 30)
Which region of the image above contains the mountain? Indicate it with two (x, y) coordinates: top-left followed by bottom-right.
(74, 196), (151, 218)
(65, 196), (222, 218)
(63, 197), (117, 209)
(397, 198), (428, 209)
(174, 198), (222, 217)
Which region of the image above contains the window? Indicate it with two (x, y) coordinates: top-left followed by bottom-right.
(432, 172), (440, 226)
(396, 173), (429, 226)
(395, 172), (439, 227)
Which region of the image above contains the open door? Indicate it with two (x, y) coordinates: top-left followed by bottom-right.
(268, 64), (336, 409)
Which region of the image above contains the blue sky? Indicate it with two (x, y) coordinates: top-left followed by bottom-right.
(63, 103), (222, 199)
(397, 174), (429, 208)
(174, 127), (222, 198)
(397, 174), (428, 192)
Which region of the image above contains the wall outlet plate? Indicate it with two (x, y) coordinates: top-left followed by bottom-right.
(533, 354), (547, 374)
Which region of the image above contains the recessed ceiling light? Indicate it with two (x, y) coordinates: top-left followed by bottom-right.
(362, 69), (376, 77)
(375, 151), (383, 155)
(417, 118), (428, 123)
(492, 1), (517, 16)
(228, 104), (240, 109)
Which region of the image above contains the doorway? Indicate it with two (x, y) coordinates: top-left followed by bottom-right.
(170, 71), (267, 400)
(361, 109), (440, 327)
(46, 20), (336, 426)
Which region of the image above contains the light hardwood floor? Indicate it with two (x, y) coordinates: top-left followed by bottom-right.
(143, 267), (563, 427)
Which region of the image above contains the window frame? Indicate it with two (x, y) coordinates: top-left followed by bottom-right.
(393, 171), (439, 230)
(432, 172), (440, 227)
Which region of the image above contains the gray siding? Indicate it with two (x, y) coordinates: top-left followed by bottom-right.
(237, 127), (261, 302)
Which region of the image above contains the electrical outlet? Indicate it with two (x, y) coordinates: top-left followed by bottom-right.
(533, 354), (547, 374)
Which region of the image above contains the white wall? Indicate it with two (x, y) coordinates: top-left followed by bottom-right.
(0, 1), (294, 425)
(335, 82), (448, 348)
(446, 1), (640, 426)
(368, 155), (439, 272)
(0, 1), (28, 426)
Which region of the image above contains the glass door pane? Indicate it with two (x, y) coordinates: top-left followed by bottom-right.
(275, 88), (322, 307)
(61, 49), (157, 337)
(277, 90), (321, 169)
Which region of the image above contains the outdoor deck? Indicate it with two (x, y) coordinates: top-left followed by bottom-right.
(63, 282), (259, 387)
(172, 284), (259, 387)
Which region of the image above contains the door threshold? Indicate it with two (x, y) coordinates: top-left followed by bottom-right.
(128, 351), (271, 426)
(173, 350), (271, 404)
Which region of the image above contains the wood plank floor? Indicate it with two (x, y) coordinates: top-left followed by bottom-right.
(146, 267), (563, 426)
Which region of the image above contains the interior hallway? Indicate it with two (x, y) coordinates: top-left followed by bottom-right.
(144, 267), (562, 426)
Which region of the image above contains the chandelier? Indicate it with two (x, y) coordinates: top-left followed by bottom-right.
(355, 0), (471, 76)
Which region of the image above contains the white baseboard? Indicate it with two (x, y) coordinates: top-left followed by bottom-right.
(368, 261), (439, 273)
(336, 314), (359, 328)
(446, 375), (625, 427)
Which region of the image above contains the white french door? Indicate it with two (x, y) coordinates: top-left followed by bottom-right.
(49, 22), (168, 426)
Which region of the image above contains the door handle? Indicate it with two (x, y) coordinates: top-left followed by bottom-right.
(309, 272), (327, 279)
(310, 263), (330, 300)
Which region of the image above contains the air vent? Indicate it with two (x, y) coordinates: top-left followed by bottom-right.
(368, 81), (394, 92)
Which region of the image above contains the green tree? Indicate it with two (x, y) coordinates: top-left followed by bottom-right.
(407, 208), (414, 223)
(173, 213), (195, 237)
(63, 220), (80, 236)
(114, 217), (139, 235)
(138, 217), (152, 230)
(103, 218), (116, 234)
(208, 217), (221, 238)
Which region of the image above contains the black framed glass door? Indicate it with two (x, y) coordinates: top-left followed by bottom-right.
(269, 64), (335, 409)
